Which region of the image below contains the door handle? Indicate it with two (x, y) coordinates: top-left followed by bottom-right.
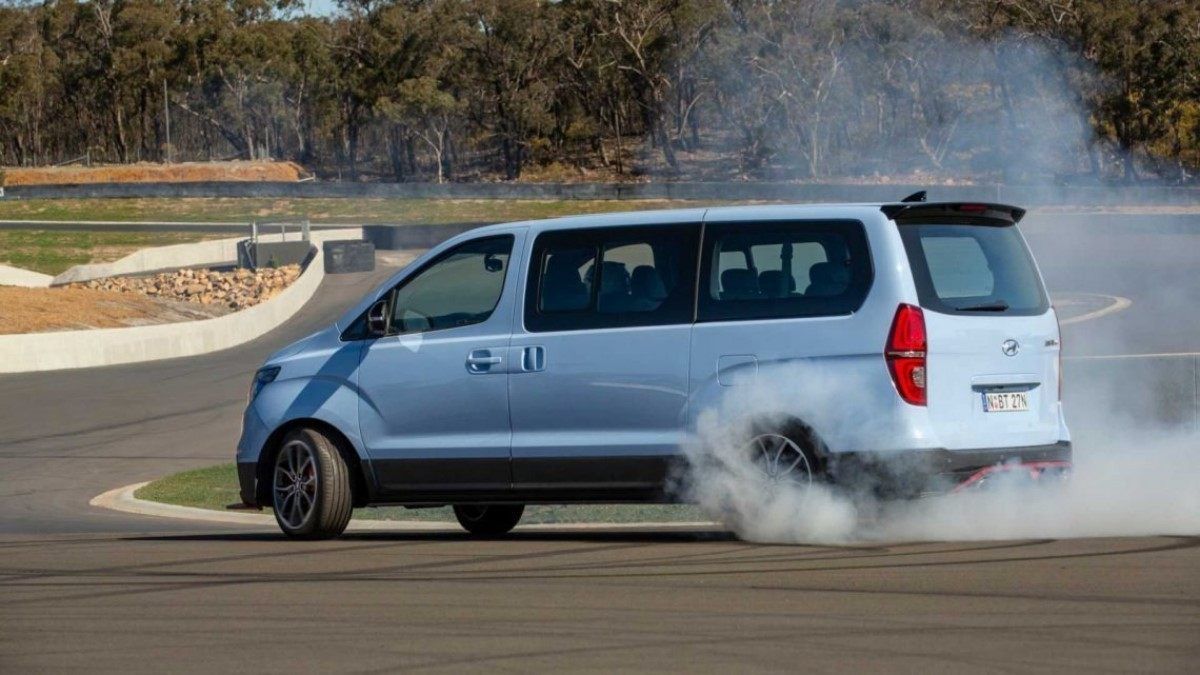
(466, 350), (503, 373)
(521, 346), (545, 372)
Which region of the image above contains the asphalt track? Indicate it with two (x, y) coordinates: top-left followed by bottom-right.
(1, 213), (1198, 672)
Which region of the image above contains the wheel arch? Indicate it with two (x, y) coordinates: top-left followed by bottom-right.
(256, 418), (373, 508)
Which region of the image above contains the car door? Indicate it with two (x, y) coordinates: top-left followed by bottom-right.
(508, 222), (700, 495)
(687, 216), (879, 452)
(357, 232), (522, 496)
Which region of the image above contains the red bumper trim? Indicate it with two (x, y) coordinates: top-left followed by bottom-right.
(951, 460), (1072, 493)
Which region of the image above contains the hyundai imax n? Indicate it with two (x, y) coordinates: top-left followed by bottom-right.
(236, 199), (1070, 538)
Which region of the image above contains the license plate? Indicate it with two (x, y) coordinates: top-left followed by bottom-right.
(983, 391), (1029, 412)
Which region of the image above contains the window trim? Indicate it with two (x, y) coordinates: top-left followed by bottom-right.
(340, 234), (515, 341)
(696, 219), (875, 323)
(523, 223), (701, 333)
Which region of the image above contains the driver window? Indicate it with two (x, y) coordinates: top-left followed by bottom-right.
(388, 235), (513, 334)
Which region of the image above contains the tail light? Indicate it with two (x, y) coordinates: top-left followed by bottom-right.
(886, 304), (927, 406)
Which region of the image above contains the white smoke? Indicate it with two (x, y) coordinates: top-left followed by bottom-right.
(678, 362), (1200, 544)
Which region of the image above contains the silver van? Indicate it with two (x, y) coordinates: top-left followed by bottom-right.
(236, 201), (1070, 538)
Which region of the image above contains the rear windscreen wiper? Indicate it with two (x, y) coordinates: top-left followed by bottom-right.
(955, 301), (1010, 312)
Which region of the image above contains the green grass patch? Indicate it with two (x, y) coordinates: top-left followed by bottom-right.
(0, 197), (723, 225)
(135, 463), (709, 524)
(0, 229), (221, 275)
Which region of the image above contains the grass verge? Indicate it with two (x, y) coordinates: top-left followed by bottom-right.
(134, 464), (709, 524)
(0, 197), (721, 225)
(0, 198), (720, 274)
(0, 229), (223, 275)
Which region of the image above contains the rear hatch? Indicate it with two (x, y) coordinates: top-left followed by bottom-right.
(891, 204), (1062, 450)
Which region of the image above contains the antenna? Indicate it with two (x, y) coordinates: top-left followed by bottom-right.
(901, 190), (926, 203)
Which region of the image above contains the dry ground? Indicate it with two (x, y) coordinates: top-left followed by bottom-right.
(0, 285), (227, 334)
(1, 160), (303, 186)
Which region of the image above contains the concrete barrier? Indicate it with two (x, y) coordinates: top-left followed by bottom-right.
(323, 240), (375, 274)
(0, 227), (364, 374)
(0, 264), (53, 288)
(0, 247), (326, 373)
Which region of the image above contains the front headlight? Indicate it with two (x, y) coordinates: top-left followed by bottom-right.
(249, 366), (281, 402)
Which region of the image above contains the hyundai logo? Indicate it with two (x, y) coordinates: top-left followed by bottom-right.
(1002, 339), (1020, 357)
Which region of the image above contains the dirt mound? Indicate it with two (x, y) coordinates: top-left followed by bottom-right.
(2, 161), (304, 186)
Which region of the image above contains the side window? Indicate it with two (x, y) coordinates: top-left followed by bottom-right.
(525, 224), (699, 332)
(387, 235), (513, 334)
(699, 220), (872, 322)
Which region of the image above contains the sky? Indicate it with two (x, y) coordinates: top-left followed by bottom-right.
(300, 0), (339, 16)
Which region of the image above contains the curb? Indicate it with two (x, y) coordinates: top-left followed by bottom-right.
(0, 229), (363, 374)
(90, 482), (722, 533)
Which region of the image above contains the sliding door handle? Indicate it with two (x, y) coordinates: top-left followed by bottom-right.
(521, 346), (545, 372)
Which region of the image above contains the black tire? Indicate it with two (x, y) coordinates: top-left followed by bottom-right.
(452, 504), (524, 536)
(271, 427), (353, 539)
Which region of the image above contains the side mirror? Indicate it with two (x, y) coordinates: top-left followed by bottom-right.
(484, 254), (504, 273)
(367, 299), (388, 336)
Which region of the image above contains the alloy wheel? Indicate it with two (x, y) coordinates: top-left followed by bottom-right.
(273, 440), (317, 529)
(746, 433), (814, 487)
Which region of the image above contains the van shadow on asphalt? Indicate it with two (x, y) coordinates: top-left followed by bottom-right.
(123, 529), (740, 544)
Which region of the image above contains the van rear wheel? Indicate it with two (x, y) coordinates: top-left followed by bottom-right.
(453, 504), (524, 536)
(745, 430), (819, 487)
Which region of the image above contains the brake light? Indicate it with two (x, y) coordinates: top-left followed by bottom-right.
(886, 304), (927, 406)
(958, 203), (989, 214)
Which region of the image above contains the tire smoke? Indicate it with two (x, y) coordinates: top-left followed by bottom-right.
(678, 362), (1200, 544)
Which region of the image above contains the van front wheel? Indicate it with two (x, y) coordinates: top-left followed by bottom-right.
(271, 427), (353, 539)
(453, 504), (524, 536)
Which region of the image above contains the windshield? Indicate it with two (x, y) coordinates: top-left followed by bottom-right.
(898, 223), (1049, 315)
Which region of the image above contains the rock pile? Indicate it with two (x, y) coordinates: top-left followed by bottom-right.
(70, 265), (302, 310)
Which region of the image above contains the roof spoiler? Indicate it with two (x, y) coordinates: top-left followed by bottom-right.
(881, 201), (1026, 225)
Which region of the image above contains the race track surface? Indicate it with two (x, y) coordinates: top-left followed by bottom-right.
(1, 215), (1198, 672)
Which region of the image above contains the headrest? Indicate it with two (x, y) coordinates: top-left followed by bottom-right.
(545, 254), (585, 285)
(809, 261), (850, 286)
(721, 268), (759, 297)
(758, 270), (795, 297)
(599, 261), (629, 294)
(631, 265), (667, 299)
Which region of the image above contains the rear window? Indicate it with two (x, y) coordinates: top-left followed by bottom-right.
(698, 220), (873, 322)
(898, 223), (1048, 315)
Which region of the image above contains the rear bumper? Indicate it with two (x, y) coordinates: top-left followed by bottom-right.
(827, 441), (1072, 494)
